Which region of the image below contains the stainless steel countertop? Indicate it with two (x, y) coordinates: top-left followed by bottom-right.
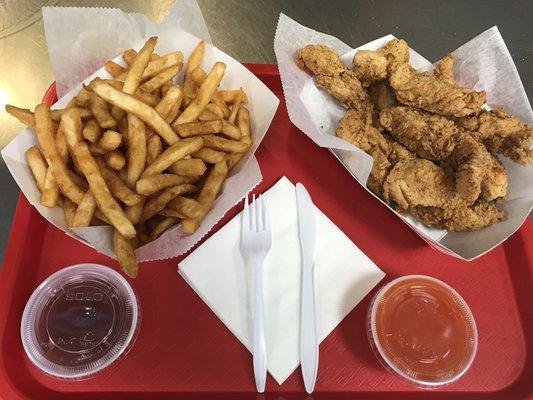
(1, 0), (532, 261)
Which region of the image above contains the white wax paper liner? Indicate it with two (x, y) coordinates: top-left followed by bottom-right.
(274, 13), (533, 260)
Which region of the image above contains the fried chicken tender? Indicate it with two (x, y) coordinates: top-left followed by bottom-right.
(352, 38), (409, 86)
(434, 54), (455, 84)
(382, 158), (459, 210)
(461, 108), (533, 165)
(389, 63), (486, 117)
(298, 44), (369, 111)
(380, 106), (507, 203)
(336, 109), (413, 196)
(380, 106), (458, 161)
(410, 202), (504, 231)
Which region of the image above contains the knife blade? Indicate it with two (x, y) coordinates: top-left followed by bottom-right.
(296, 182), (318, 393)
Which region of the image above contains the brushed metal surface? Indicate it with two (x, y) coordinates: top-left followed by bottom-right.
(1, 0), (532, 261)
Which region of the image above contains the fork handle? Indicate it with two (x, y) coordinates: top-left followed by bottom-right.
(251, 255), (267, 393)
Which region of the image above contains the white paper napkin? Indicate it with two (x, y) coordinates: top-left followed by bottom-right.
(178, 177), (385, 384)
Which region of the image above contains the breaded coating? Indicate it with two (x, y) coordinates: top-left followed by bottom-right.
(389, 63), (486, 117)
(297, 44), (346, 76)
(380, 106), (506, 203)
(380, 106), (458, 161)
(382, 158), (459, 210)
(449, 135), (493, 204)
(480, 155), (508, 201)
(352, 38), (409, 86)
(353, 50), (388, 87)
(379, 38), (409, 67)
(369, 81), (398, 131)
(336, 109), (413, 196)
(410, 202), (504, 231)
(298, 44), (369, 110)
(434, 53), (455, 84)
(464, 108), (533, 165)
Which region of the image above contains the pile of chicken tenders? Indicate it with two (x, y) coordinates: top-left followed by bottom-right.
(297, 38), (532, 231)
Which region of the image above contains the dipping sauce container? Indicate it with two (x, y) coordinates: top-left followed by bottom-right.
(21, 264), (139, 379)
(368, 275), (477, 387)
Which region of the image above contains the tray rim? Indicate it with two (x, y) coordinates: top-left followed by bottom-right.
(1, 63), (532, 400)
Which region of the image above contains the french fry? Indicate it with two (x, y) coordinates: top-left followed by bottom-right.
(142, 184), (196, 221)
(139, 65), (181, 93)
(142, 51), (183, 80)
(161, 81), (172, 97)
(105, 61), (125, 77)
(150, 217), (178, 240)
(123, 37), (157, 94)
(202, 135), (248, 153)
(89, 80), (179, 145)
(55, 123), (69, 163)
(136, 173), (195, 196)
(220, 89), (248, 103)
(125, 200), (144, 225)
(76, 88), (91, 107)
(25, 146), (47, 191)
(96, 158), (143, 206)
(72, 190), (97, 227)
(220, 120), (242, 140)
(142, 137), (204, 177)
(103, 79), (161, 106)
(88, 92), (116, 129)
(160, 208), (187, 218)
(184, 41), (204, 100)
(50, 107), (92, 122)
(192, 147), (227, 164)
(5, 105), (35, 127)
(205, 103), (224, 118)
(181, 160), (229, 233)
(73, 142), (136, 238)
(229, 107), (253, 168)
(82, 118), (102, 143)
(104, 150), (126, 170)
(34, 104), (85, 204)
(190, 67), (230, 117)
(62, 198), (77, 227)
(41, 168), (60, 207)
(146, 134), (163, 164)
(167, 196), (203, 218)
(173, 120), (222, 137)
(126, 114), (147, 187)
(155, 85), (183, 122)
(199, 109), (222, 121)
(228, 89), (243, 124)
(122, 49), (138, 65)
(113, 229), (138, 278)
(98, 130), (123, 151)
(168, 158), (206, 176)
(61, 108), (83, 149)
(177, 62), (226, 124)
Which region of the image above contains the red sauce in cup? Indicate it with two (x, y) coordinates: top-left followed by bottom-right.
(368, 275), (477, 387)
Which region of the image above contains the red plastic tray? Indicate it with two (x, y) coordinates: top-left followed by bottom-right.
(1, 64), (532, 400)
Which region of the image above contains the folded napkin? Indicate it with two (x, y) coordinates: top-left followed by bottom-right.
(178, 177), (385, 384)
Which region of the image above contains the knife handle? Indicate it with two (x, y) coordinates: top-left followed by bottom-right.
(252, 255), (267, 393)
(300, 259), (318, 393)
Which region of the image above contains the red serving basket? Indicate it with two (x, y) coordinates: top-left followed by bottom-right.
(0, 64), (532, 399)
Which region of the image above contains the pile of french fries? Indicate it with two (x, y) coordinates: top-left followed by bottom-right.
(5, 37), (252, 278)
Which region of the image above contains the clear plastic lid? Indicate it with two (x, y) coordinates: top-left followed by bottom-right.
(21, 264), (140, 379)
(367, 275), (477, 387)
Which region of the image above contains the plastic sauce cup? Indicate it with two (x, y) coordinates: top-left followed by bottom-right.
(21, 264), (140, 379)
(368, 275), (477, 387)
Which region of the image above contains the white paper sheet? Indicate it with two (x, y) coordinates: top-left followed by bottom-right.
(274, 13), (533, 260)
(178, 177), (385, 384)
(1, 3), (280, 262)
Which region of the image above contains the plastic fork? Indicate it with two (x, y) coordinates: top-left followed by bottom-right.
(241, 194), (272, 393)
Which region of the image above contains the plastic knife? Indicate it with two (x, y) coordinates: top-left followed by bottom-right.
(295, 182), (318, 393)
